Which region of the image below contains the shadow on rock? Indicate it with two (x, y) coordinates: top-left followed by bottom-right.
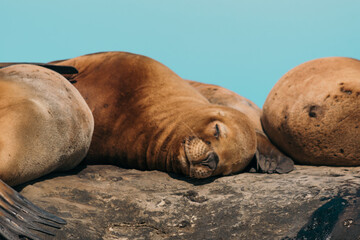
(167, 172), (220, 186)
(285, 188), (360, 240)
(15, 163), (88, 192)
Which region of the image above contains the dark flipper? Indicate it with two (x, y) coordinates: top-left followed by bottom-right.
(0, 179), (66, 240)
(252, 131), (294, 174)
(0, 62), (78, 75)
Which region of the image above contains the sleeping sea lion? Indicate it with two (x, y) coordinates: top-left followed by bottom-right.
(0, 64), (94, 239)
(262, 57), (360, 166)
(51, 51), (258, 178)
(186, 80), (294, 173)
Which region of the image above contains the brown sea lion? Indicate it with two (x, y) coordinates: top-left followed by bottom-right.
(51, 51), (258, 178)
(0, 64), (94, 239)
(186, 80), (294, 173)
(262, 57), (360, 166)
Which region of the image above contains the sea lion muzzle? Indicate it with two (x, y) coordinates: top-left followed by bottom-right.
(184, 137), (212, 163)
(184, 137), (220, 178)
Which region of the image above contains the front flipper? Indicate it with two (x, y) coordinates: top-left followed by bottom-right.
(252, 131), (294, 174)
(0, 62), (78, 75)
(0, 179), (66, 240)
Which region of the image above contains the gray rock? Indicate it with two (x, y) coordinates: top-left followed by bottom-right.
(17, 165), (360, 240)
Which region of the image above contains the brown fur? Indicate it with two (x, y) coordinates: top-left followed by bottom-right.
(0, 64), (94, 186)
(52, 52), (257, 178)
(262, 57), (360, 166)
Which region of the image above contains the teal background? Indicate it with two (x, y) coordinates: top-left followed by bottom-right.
(1, 0), (359, 107)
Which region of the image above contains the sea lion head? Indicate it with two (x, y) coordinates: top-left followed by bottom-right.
(176, 106), (257, 178)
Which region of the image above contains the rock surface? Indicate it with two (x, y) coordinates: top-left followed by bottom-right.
(17, 164), (360, 240)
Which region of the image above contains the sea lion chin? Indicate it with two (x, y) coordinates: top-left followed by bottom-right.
(51, 52), (257, 178)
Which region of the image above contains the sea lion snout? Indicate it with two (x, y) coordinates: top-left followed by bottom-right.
(184, 137), (218, 178)
(200, 152), (219, 170)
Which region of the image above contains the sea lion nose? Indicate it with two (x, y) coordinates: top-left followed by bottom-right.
(201, 152), (219, 170)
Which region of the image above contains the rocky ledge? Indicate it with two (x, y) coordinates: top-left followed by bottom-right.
(17, 164), (360, 240)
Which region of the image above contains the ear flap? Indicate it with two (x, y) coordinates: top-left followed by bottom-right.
(251, 131), (294, 174)
(0, 63), (78, 75)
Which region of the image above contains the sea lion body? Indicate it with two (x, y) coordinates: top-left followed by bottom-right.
(0, 64), (93, 239)
(186, 80), (294, 173)
(53, 52), (258, 178)
(262, 57), (360, 166)
(0, 64), (94, 186)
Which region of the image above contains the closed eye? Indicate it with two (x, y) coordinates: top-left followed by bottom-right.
(214, 124), (220, 138)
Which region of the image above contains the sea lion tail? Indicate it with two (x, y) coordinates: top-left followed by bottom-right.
(0, 179), (66, 240)
(0, 62), (78, 75)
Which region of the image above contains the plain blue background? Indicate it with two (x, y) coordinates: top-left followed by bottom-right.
(1, 0), (359, 107)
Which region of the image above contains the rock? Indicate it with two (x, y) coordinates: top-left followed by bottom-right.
(262, 57), (360, 166)
(17, 164), (360, 240)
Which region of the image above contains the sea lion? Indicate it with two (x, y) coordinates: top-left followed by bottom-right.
(0, 64), (94, 239)
(0, 64), (94, 186)
(186, 80), (294, 173)
(51, 51), (258, 178)
(262, 57), (360, 166)
(51, 52), (293, 174)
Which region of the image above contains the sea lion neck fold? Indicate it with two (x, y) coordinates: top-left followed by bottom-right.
(52, 52), (257, 178)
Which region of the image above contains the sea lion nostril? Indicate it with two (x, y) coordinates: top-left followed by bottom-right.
(201, 152), (219, 170)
